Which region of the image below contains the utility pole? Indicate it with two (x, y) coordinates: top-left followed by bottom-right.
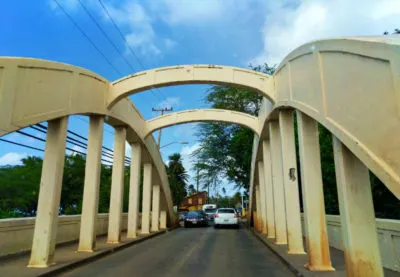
(152, 107), (173, 148)
(196, 167), (200, 193)
(207, 183), (210, 204)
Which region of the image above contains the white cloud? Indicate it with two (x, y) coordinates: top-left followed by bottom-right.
(156, 97), (180, 109)
(251, 0), (400, 65)
(172, 124), (197, 141)
(105, 1), (161, 56)
(66, 145), (85, 156)
(125, 142), (131, 158)
(180, 143), (200, 184)
(0, 152), (27, 166)
(164, 38), (177, 50)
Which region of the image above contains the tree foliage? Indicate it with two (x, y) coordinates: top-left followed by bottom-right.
(192, 64), (275, 192)
(0, 154), (132, 218)
(166, 153), (188, 205)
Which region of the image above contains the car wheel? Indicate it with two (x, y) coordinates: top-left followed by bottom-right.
(214, 224), (218, 229)
(184, 222), (189, 228)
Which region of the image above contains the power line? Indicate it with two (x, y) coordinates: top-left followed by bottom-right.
(77, 0), (137, 73)
(79, 0), (166, 104)
(152, 107), (173, 147)
(0, 138), (45, 153)
(54, 0), (159, 112)
(0, 136), (113, 165)
(97, 0), (168, 101)
(53, 0), (122, 76)
(33, 124), (130, 163)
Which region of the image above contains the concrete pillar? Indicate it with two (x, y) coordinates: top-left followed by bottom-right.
(107, 127), (127, 244)
(127, 143), (142, 239)
(160, 210), (167, 229)
(332, 136), (383, 277)
(78, 116), (104, 252)
(28, 117), (68, 268)
(141, 163), (153, 234)
(297, 111), (334, 270)
(269, 121), (287, 245)
(255, 185), (261, 232)
(262, 140), (275, 239)
(151, 184), (161, 232)
(279, 110), (305, 254)
(257, 161), (268, 235)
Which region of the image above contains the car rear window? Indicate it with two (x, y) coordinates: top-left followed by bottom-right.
(217, 209), (235, 214)
(205, 208), (216, 213)
(187, 211), (199, 216)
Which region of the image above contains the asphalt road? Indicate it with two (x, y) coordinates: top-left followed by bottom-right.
(61, 225), (294, 277)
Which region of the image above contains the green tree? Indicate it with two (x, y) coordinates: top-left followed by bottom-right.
(193, 64), (275, 192)
(187, 184), (196, 195)
(61, 154), (86, 214)
(0, 156), (42, 217)
(233, 191), (242, 204)
(166, 153), (188, 205)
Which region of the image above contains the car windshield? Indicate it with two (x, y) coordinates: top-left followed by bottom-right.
(218, 209), (235, 214)
(204, 208), (216, 213)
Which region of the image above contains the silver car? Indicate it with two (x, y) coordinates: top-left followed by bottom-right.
(214, 208), (239, 228)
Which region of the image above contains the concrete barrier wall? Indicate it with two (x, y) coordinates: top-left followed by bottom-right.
(301, 214), (400, 272)
(0, 213), (139, 258)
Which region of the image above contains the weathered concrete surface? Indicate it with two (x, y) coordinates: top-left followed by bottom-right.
(0, 213), (132, 257)
(301, 214), (400, 273)
(60, 226), (294, 277)
(251, 228), (400, 277)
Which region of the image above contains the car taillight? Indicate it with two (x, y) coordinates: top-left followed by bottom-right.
(234, 214), (238, 218)
(215, 214), (219, 218)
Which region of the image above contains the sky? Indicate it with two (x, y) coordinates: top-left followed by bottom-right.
(0, 0), (399, 196)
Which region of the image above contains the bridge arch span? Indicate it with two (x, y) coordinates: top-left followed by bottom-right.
(259, 37), (400, 199)
(107, 65), (275, 108)
(144, 109), (260, 138)
(0, 57), (175, 224)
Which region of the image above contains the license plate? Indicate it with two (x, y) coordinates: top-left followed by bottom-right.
(224, 220), (229, 222)
(192, 221), (197, 224)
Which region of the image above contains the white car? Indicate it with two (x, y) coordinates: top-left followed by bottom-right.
(214, 208), (239, 228)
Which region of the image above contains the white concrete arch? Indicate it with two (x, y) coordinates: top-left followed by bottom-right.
(255, 36), (400, 199)
(0, 57), (174, 224)
(107, 64), (274, 108)
(144, 109), (260, 137)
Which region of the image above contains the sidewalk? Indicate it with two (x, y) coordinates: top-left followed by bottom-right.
(250, 228), (400, 277)
(0, 230), (169, 277)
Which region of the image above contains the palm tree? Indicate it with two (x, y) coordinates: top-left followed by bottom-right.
(166, 153), (189, 205)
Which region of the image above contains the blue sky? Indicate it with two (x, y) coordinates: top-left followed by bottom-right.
(0, 0), (399, 196)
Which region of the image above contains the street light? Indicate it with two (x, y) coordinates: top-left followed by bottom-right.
(159, 141), (188, 149)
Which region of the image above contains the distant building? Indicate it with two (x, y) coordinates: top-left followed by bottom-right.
(179, 191), (207, 211)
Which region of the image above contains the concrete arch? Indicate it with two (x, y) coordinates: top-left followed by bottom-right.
(107, 65), (274, 108)
(144, 109), (260, 137)
(0, 57), (175, 223)
(255, 36), (400, 199)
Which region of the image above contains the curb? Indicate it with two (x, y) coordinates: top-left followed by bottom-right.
(248, 227), (305, 277)
(38, 228), (175, 277)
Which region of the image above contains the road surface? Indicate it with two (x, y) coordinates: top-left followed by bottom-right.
(62, 225), (294, 277)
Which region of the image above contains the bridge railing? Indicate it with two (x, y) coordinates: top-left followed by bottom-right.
(0, 213), (144, 258)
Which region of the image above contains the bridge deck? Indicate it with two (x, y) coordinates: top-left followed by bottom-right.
(61, 226), (293, 277)
(1, 226), (399, 277)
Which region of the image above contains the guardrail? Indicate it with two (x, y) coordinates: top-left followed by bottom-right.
(0, 213), (139, 258)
